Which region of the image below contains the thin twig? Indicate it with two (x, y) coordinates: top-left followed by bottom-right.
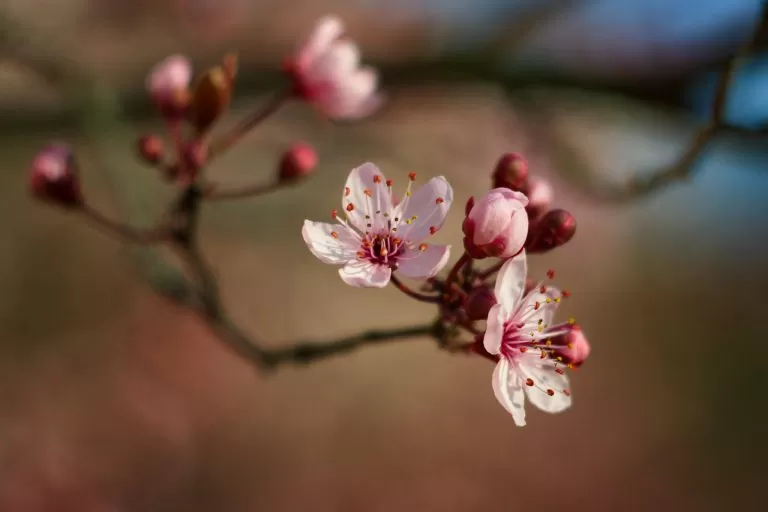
(204, 180), (282, 201)
(81, 203), (168, 244)
(208, 90), (292, 159)
(390, 275), (442, 303)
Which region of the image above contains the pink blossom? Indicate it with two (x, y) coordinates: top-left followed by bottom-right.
(483, 251), (589, 426)
(462, 188), (529, 259)
(286, 16), (383, 120)
(302, 163), (452, 287)
(146, 55), (192, 108)
(29, 143), (82, 207)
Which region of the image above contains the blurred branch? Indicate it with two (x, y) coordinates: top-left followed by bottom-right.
(612, 3), (768, 200)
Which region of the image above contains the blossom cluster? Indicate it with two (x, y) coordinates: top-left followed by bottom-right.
(28, 15), (590, 427)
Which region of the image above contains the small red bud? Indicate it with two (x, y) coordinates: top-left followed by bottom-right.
(29, 143), (82, 207)
(464, 196), (475, 216)
(525, 209), (576, 253)
(492, 153), (528, 191)
(137, 135), (164, 165)
(279, 142), (317, 182)
(464, 285), (497, 321)
(549, 325), (591, 367)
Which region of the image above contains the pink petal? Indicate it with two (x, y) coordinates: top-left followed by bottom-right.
(315, 67), (382, 120)
(339, 261), (391, 288)
(396, 243), (450, 279)
(469, 193), (518, 245)
(342, 163), (392, 232)
(299, 15), (343, 65)
(520, 358), (572, 413)
(310, 41), (360, 82)
(302, 220), (359, 265)
(495, 187), (529, 207)
(492, 359), (527, 426)
(395, 176), (453, 242)
(147, 54), (192, 94)
(497, 210), (529, 259)
(483, 304), (506, 355)
(494, 250), (527, 311)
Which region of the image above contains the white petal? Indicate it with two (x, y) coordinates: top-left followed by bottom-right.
(394, 176), (453, 242)
(492, 359), (527, 426)
(301, 220), (359, 265)
(315, 68), (382, 120)
(520, 283), (562, 328)
(342, 162), (392, 232)
(339, 260), (391, 288)
(309, 41), (360, 82)
(520, 358), (572, 414)
(494, 250), (527, 311)
(396, 244), (450, 279)
(300, 15), (344, 64)
(483, 304), (506, 355)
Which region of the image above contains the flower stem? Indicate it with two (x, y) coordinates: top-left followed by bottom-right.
(208, 89), (292, 159)
(445, 252), (470, 294)
(81, 203), (168, 245)
(390, 275), (442, 303)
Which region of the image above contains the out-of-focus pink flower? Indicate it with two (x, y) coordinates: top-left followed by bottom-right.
(279, 142), (318, 182)
(29, 144), (82, 207)
(463, 188), (529, 259)
(285, 16), (383, 121)
(482, 252), (588, 426)
(524, 177), (553, 220)
(146, 55), (192, 115)
(302, 163), (452, 287)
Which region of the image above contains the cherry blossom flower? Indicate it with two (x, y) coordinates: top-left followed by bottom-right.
(146, 55), (192, 116)
(483, 251), (589, 426)
(302, 163), (453, 287)
(285, 15), (383, 120)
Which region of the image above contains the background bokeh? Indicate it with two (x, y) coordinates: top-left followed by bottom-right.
(1, 0), (767, 510)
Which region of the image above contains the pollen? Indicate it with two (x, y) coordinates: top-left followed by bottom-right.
(408, 172), (417, 181)
(386, 179), (393, 187)
(534, 301), (541, 310)
(545, 339), (552, 346)
(345, 186), (350, 197)
(566, 343), (574, 349)
(405, 219), (412, 225)
(364, 188), (372, 197)
(545, 298), (552, 304)
(419, 243), (428, 252)
(373, 175), (382, 183)
(525, 378), (534, 387)
(546, 389), (555, 396)
(330, 231), (339, 238)
(539, 285), (547, 293)
(346, 203), (355, 212)
(547, 269), (555, 279)
(568, 317), (576, 324)
(331, 209), (338, 219)
(429, 226), (437, 235)
(562, 290), (572, 298)
(435, 197), (444, 204)
(554, 297), (561, 303)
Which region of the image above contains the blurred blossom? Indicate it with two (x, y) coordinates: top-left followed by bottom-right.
(302, 163), (452, 287)
(285, 16), (384, 120)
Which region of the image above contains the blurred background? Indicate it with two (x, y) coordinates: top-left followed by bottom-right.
(1, 0), (767, 510)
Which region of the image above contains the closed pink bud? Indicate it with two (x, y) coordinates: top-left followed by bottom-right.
(550, 325), (591, 367)
(525, 209), (576, 253)
(279, 142), (317, 182)
(464, 285), (497, 321)
(462, 188), (529, 259)
(524, 177), (553, 220)
(492, 153), (528, 191)
(29, 143), (82, 207)
(146, 54), (192, 117)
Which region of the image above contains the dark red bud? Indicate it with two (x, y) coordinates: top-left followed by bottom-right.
(492, 152), (528, 191)
(279, 142), (317, 182)
(525, 209), (576, 253)
(29, 143), (82, 207)
(137, 135), (164, 165)
(464, 286), (497, 321)
(464, 196), (475, 216)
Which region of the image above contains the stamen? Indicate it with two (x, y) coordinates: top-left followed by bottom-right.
(364, 188), (372, 197)
(346, 203), (355, 212)
(435, 197), (444, 204)
(386, 179), (393, 187)
(418, 243), (428, 252)
(555, 368), (565, 375)
(546, 389), (555, 396)
(429, 226), (437, 235)
(373, 175), (382, 184)
(331, 209), (338, 219)
(408, 172), (416, 181)
(568, 317), (576, 324)
(525, 378), (534, 387)
(539, 285), (547, 293)
(562, 290), (572, 298)
(546, 269), (555, 279)
(330, 231), (339, 238)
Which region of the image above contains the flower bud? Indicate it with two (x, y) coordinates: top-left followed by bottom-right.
(146, 55), (192, 118)
(549, 325), (591, 367)
(462, 188), (529, 259)
(492, 153), (528, 191)
(525, 209), (576, 253)
(464, 196), (475, 216)
(464, 285), (497, 321)
(279, 142), (317, 182)
(137, 135), (164, 165)
(29, 143), (82, 207)
(523, 177), (553, 220)
(189, 56), (236, 134)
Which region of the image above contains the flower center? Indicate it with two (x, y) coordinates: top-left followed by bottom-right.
(358, 232), (409, 268)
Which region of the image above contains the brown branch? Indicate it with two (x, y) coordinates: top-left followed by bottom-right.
(390, 274), (442, 303)
(81, 203), (168, 244)
(203, 180), (281, 201)
(621, 3), (768, 199)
